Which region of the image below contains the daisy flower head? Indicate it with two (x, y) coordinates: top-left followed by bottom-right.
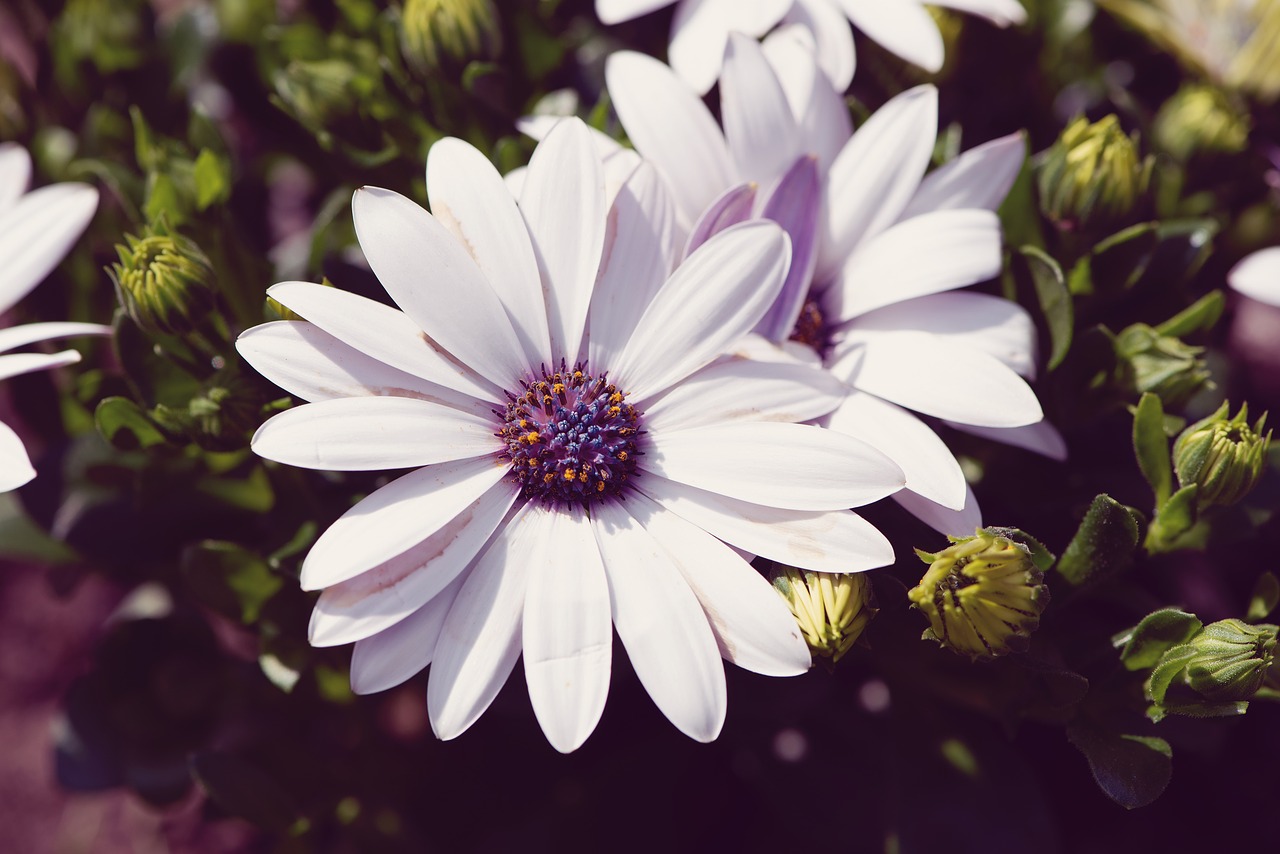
(0, 143), (106, 491)
(237, 118), (906, 752)
(604, 34), (1058, 537)
(595, 0), (1028, 95)
(1229, 247), (1280, 306)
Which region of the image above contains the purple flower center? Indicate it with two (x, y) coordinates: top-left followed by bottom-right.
(496, 361), (642, 506)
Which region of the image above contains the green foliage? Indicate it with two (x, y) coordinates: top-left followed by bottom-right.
(1056, 495), (1143, 587)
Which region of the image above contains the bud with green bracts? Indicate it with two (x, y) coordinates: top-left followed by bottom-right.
(771, 567), (876, 664)
(1115, 323), (1212, 409)
(399, 0), (502, 74)
(1146, 619), (1277, 721)
(1153, 84), (1249, 161)
(1173, 401), (1271, 508)
(1037, 115), (1149, 231)
(273, 58), (361, 130)
(109, 222), (218, 339)
(908, 530), (1049, 659)
(151, 368), (266, 452)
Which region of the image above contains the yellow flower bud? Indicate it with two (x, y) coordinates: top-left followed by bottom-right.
(1153, 84), (1250, 161)
(908, 530), (1050, 659)
(110, 223), (217, 339)
(1173, 401), (1271, 508)
(399, 0), (502, 75)
(1037, 115), (1149, 231)
(772, 567), (876, 664)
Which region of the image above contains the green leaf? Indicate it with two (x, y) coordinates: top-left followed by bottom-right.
(1056, 494), (1142, 587)
(181, 540), (283, 623)
(191, 751), (299, 831)
(1133, 393), (1172, 508)
(1066, 723), (1172, 810)
(1091, 222), (1160, 292)
(94, 396), (168, 450)
(1155, 291), (1225, 338)
(1145, 643), (1199, 705)
(1012, 246), (1073, 370)
(1113, 608), (1203, 671)
(1247, 572), (1280, 621)
(0, 493), (79, 564)
(1146, 484), (1200, 552)
(192, 148), (229, 210)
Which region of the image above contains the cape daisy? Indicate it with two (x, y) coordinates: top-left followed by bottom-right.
(595, 0), (1027, 94)
(0, 142), (106, 491)
(601, 35), (1060, 536)
(237, 118), (905, 752)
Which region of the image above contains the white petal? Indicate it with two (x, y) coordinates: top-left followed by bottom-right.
(309, 481), (518, 646)
(300, 455), (511, 590)
(504, 166), (527, 199)
(519, 118), (607, 364)
(900, 132), (1027, 220)
(349, 573), (466, 694)
(946, 419), (1068, 461)
(612, 221), (790, 401)
(895, 483), (983, 537)
(818, 85), (937, 282)
(0, 322), (110, 355)
(825, 390), (966, 509)
(643, 356), (848, 432)
(427, 137), (551, 368)
(762, 21), (853, 171)
(825, 209), (1002, 323)
(266, 281), (500, 402)
(596, 0), (675, 25)
(835, 0), (944, 72)
(588, 162), (677, 370)
(236, 321), (489, 415)
(778, 2), (856, 92)
(428, 502), (543, 741)
(592, 500), (726, 742)
(523, 508), (613, 753)
(251, 397), (498, 471)
(643, 421), (904, 510)
(720, 33), (801, 185)
(833, 332), (1042, 427)
(605, 50), (734, 227)
(638, 475), (895, 572)
(0, 420), (35, 492)
(931, 0), (1027, 26)
(351, 187), (527, 389)
(0, 183), (98, 315)
(0, 143), (32, 213)
(0, 349), (80, 382)
(668, 0), (791, 95)
(842, 291), (1037, 379)
(627, 491), (810, 676)
(1230, 247), (1280, 306)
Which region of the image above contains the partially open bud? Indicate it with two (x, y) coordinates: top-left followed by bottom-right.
(1153, 84), (1250, 162)
(1173, 401), (1271, 508)
(1115, 323), (1212, 409)
(110, 223), (217, 339)
(771, 567), (876, 664)
(908, 530), (1049, 659)
(1037, 115), (1149, 231)
(1147, 619), (1277, 719)
(273, 59), (360, 130)
(399, 0), (502, 75)
(152, 368), (264, 451)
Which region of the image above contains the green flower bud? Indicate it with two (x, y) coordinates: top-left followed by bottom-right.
(399, 0), (502, 75)
(153, 369), (264, 451)
(1037, 115), (1149, 231)
(1146, 619), (1277, 719)
(771, 567), (876, 664)
(1173, 402), (1271, 508)
(1115, 323), (1212, 409)
(1153, 85), (1250, 162)
(273, 59), (361, 129)
(110, 223), (218, 339)
(908, 530), (1050, 659)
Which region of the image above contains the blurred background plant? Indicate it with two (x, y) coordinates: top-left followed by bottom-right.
(2, 0), (1280, 851)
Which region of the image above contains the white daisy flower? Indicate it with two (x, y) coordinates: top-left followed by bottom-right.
(1229, 247), (1280, 306)
(0, 143), (107, 492)
(595, 0), (1028, 94)
(236, 118), (906, 752)
(602, 36), (1060, 537)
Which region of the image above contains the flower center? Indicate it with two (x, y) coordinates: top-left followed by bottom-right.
(789, 297), (830, 354)
(496, 361), (642, 506)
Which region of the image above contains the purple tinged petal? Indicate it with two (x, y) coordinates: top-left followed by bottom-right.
(755, 155), (821, 342)
(683, 182), (757, 258)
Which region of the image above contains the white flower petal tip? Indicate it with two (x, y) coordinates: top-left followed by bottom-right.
(948, 419), (1068, 462)
(0, 182), (99, 315)
(902, 131), (1028, 219)
(1229, 247), (1280, 307)
(0, 421), (37, 492)
(838, 0), (945, 73)
(895, 482), (983, 538)
(595, 0), (674, 26)
(933, 0), (1028, 27)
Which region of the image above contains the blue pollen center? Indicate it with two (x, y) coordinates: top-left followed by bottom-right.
(496, 361), (643, 506)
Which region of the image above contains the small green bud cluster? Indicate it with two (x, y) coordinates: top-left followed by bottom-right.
(1153, 84), (1250, 161)
(110, 223), (218, 339)
(908, 530), (1050, 659)
(1147, 619), (1277, 721)
(771, 567), (876, 664)
(1173, 402), (1271, 509)
(1116, 323), (1212, 409)
(1037, 115), (1149, 231)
